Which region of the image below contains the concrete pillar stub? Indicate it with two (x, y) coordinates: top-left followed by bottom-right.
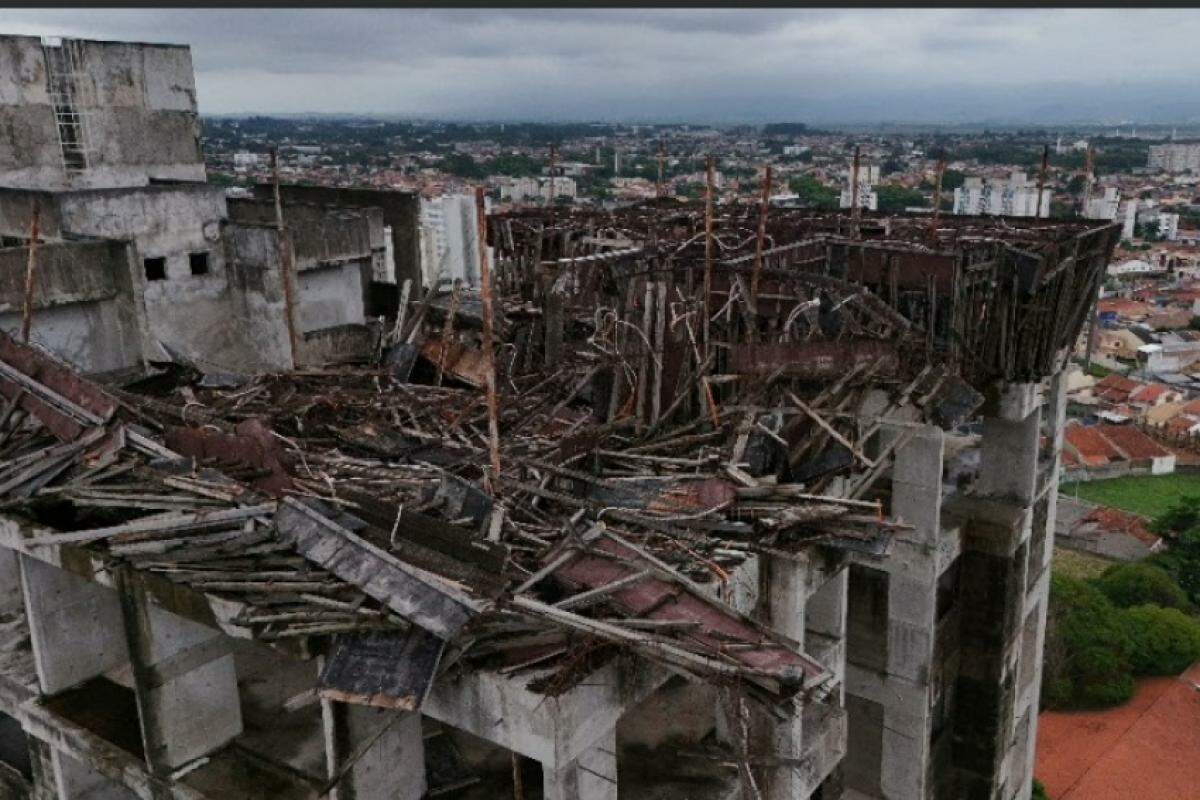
(139, 605), (243, 770)
(19, 555), (128, 696)
(976, 383), (1042, 505)
(543, 727), (617, 800)
(341, 706), (425, 800)
(47, 749), (138, 800)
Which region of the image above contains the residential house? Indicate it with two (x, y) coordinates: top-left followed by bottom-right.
(1058, 506), (1164, 562)
(1098, 328), (1154, 360)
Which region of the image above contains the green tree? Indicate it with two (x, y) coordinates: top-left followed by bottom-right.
(875, 184), (927, 213)
(941, 169), (966, 191)
(440, 152), (485, 179)
(1042, 573), (1134, 710)
(788, 175), (838, 210)
(1122, 604), (1200, 675)
(1095, 562), (1188, 610)
(1032, 779), (1049, 800)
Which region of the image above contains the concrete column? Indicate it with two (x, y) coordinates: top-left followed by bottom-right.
(845, 423), (944, 800)
(759, 553), (807, 799)
(44, 749), (138, 800)
(543, 728), (617, 800)
(976, 383), (1042, 503)
(325, 703), (425, 800)
(115, 568), (242, 771)
(952, 381), (1047, 800)
(19, 555), (128, 696)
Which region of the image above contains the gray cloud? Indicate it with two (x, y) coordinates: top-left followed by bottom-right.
(3, 9), (1200, 123)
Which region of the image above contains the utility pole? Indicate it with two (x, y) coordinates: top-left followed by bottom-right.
(1034, 144), (1049, 219)
(270, 146), (301, 369)
(20, 200), (40, 343)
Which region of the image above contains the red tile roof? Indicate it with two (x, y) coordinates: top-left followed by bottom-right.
(1077, 506), (1161, 548)
(1036, 663), (1200, 800)
(1064, 424), (1123, 466)
(1093, 373), (1142, 403)
(1096, 424), (1173, 461)
(1129, 383), (1170, 404)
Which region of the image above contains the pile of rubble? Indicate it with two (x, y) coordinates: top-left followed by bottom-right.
(0, 203), (1117, 777)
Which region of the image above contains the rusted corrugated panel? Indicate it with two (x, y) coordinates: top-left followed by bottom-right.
(728, 340), (898, 380)
(419, 339), (487, 388)
(553, 536), (827, 691)
(165, 418), (294, 496)
(0, 329), (117, 441)
(848, 250), (957, 294)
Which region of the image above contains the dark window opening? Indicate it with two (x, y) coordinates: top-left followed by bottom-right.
(189, 251), (210, 276)
(143, 257), (166, 281)
(936, 557), (961, 622)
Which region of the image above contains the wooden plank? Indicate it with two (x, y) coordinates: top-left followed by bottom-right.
(23, 503), (278, 548)
(275, 498), (478, 638)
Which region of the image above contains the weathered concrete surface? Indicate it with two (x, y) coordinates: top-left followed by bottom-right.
(0, 35), (204, 191)
(0, 240), (145, 374)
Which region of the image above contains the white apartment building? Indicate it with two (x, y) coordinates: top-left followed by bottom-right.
(1149, 144), (1200, 173)
(839, 164), (879, 211)
(952, 171), (1051, 218)
(1084, 186), (1121, 221)
(499, 176), (577, 204)
(419, 193), (488, 287)
(233, 151), (262, 169)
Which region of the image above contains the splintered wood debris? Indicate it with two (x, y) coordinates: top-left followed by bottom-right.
(0, 205), (1118, 712)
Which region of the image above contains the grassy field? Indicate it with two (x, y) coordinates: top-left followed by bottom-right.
(1060, 473), (1200, 519)
(1052, 547), (1113, 581)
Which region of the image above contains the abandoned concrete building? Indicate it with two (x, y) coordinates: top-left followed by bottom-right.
(0, 33), (1120, 800)
(0, 34), (421, 376)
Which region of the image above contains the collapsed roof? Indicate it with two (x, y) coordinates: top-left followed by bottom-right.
(0, 203), (1119, 715)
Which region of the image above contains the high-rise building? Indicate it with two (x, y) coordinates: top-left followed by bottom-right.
(840, 164), (880, 211)
(1148, 143), (1200, 173)
(953, 172), (1051, 218)
(1084, 187), (1121, 221)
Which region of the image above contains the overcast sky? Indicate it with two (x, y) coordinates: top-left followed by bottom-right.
(5, 9), (1200, 124)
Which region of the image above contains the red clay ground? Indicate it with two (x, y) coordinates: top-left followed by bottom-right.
(1035, 662), (1200, 799)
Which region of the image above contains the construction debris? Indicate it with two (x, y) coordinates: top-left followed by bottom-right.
(0, 203), (1117, 779)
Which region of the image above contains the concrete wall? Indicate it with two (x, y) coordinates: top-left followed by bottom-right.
(223, 223), (295, 372)
(252, 184), (420, 288)
(0, 239), (144, 374)
(50, 184), (236, 367)
(297, 261), (365, 334)
(0, 35), (204, 191)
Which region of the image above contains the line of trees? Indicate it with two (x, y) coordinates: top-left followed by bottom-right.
(1042, 496), (1200, 710)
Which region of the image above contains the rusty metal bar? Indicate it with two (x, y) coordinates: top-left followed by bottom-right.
(750, 165), (772, 319)
(703, 154), (715, 357)
(475, 186), (502, 489)
(929, 156), (946, 243)
(656, 139), (666, 200)
(850, 145), (862, 222)
(270, 146), (302, 369)
(20, 201), (40, 343)
(1035, 144), (1049, 218)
